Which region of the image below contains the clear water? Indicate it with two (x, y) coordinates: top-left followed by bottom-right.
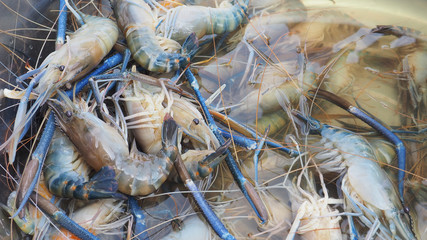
(0, 0), (425, 239)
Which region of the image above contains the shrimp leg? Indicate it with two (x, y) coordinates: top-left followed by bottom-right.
(184, 69), (268, 223)
(309, 89), (407, 202)
(14, 53), (123, 218)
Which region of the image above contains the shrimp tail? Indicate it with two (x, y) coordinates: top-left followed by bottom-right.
(75, 166), (127, 200)
(181, 32), (199, 59)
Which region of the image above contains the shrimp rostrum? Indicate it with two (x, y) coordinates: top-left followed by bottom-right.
(296, 114), (416, 239)
(48, 96), (180, 196)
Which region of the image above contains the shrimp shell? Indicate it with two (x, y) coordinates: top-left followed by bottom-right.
(50, 99), (179, 196)
(111, 0), (196, 72)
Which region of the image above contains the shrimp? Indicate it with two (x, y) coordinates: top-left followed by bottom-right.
(122, 79), (218, 152)
(44, 129), (122, 200)
(110, 0), (198, 73)
(4, 10), (119, 164)
(47, 199), (127, 239)
(122, 79), (225, 180)
(48, 97), (179, 196)
(1, 189), (51, 236)
(157, 0), (249, 42)
(286, 164), (343, 240)
(300, 115), (416, 239)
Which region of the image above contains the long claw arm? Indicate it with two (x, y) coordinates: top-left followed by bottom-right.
(184, 69), (268, 223)
(254, 126), (269, 185)
(56, 0), (67, 50)
(30, 192), (99, 240)
(212, 109), (300, 156)
(174, 149), (235, 240)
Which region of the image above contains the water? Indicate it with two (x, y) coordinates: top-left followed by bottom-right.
(0, 0), (425, 239)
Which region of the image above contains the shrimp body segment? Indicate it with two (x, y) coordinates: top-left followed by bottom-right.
(44, 130), (122, 200)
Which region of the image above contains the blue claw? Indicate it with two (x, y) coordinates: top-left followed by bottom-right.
(254, 126), (269, 185)
(174, 148), (235, 240)
(184, 69), (268, 223)
(219, 128), (257, 150)
(14, 53), (123, 218)
(213, 112), (299, 156)
(348, 215), (359, 240)
(13, 113), (55, 219)
(129, 196), (149, 240)
(309, 89), (407, 202)
(30, 193), (99, 240)
(56, 0), (67, 49)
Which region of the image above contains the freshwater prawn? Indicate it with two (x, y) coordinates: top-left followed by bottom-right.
(157, 0), (249, 43)
(296, 114), (416, 239)
(122, 77), (230, 181)
(110, 0), (198, 73)
(2, 1), (119, 164)
(49, 96), (180, 196)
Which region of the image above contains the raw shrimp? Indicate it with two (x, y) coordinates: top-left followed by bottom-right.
(49, 97), (179, 196)
(110, 0), (197, 72)
(157, 0), (249, 42)
(286, 167), (343, 240)
(3, 10), (118, 164)
(122, 79), (218, 152)
(122, 79), (224, 180)
(301, 116), (415, 239)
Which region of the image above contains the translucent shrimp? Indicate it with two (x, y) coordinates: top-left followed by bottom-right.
(157, 0), (249, 42)
(301, 116), (416, 239)
(110, 0), (198, 72)
(49, 97), (179, 196)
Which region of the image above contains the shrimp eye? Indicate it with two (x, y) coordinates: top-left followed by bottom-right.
(65, 110), (72, 118)
(403, 206), (410, 214)
(193, 118), (199, 125)
(58, 65), (65, 71)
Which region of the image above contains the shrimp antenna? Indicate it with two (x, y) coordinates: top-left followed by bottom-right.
(65, 0), (85, 25)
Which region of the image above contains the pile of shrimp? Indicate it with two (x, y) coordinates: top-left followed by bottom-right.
(0, 0), (426, 239)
